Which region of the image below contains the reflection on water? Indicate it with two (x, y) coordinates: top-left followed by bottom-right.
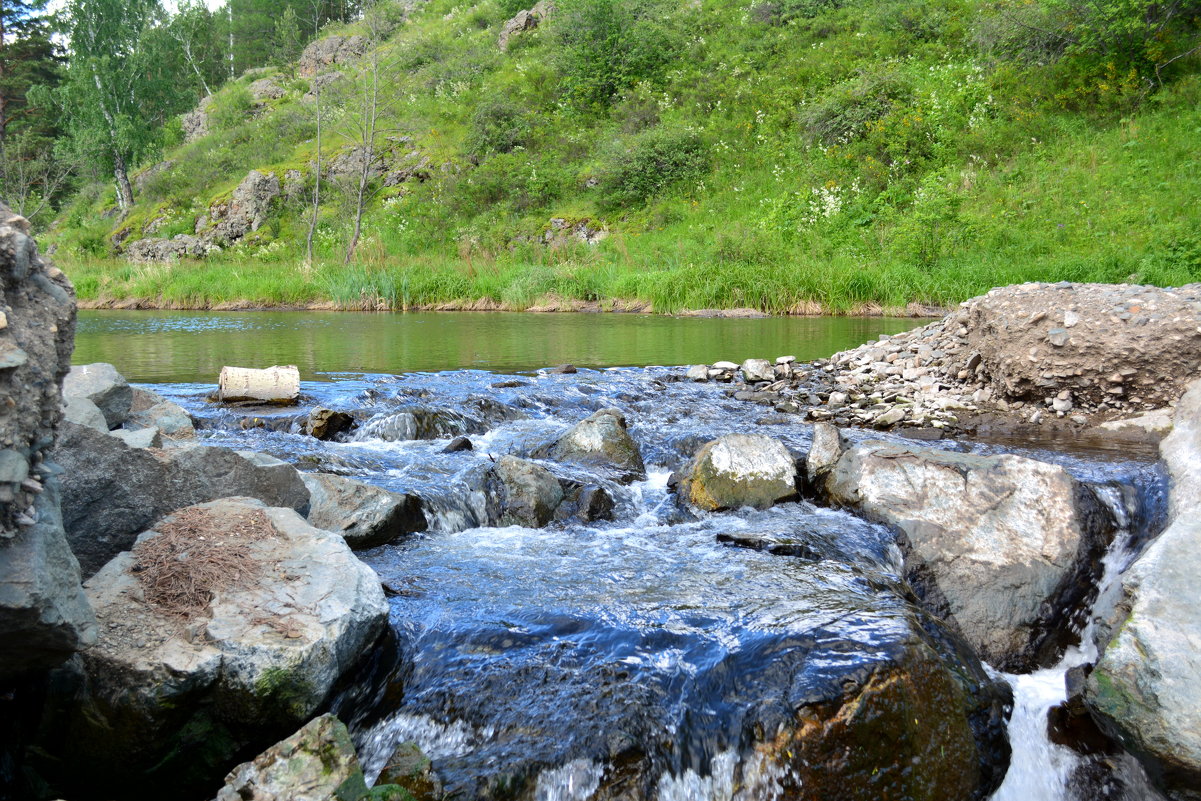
(73, 310), (926, 383)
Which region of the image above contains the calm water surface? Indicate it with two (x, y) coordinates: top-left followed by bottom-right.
(74, 310), (927, 382)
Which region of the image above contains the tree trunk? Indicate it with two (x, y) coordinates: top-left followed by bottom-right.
(113, 150), (134, 210)
(305, 82), (321, 266)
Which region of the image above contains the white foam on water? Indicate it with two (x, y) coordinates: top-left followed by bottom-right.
(359, 713), (489, 785)
(533, 759), (605, 801)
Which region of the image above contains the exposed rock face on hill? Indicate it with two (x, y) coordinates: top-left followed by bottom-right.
(0, 203), (95, 680)
(299, 34), (369, 77)
(498, 1), (555, 51)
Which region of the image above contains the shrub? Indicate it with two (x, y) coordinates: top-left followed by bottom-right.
(553, 0), (683, 109)
(209, 86), (255, 131)
(797, 69), (910, 146)
(466, 99), (532, 156)
(596, 125), (708, 209)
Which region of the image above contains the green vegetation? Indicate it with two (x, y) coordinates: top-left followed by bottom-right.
(30, 0), (1201, 312)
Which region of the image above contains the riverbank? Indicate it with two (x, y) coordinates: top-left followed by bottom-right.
(58, 249), (1195, 317)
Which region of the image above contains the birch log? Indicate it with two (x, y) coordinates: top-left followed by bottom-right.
(218, 365), (301, 404)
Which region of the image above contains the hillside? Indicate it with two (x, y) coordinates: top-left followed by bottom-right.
(48, 0), (1201, 313)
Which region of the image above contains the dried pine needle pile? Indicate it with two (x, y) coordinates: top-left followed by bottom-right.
(133, 506), (276, 618)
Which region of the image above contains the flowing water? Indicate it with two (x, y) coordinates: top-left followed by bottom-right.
(92, 311), (1173, 801)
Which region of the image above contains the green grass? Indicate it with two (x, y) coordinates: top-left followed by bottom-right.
(49, 0), (1201, 313)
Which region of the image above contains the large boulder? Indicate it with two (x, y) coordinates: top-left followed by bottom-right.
(52, 423), (310, 577)
(298, 34), (369, 77)
(50, 498), (388, 798)
(127, 398), (195, 438)
(204, 170), (281, 246)
(0, 203), (94, 681)
(680, 433), (799, 511)
(484, 455), (564, 528)
(1085, 378), (1201, 800)
(821, 440), (1115, 670)
(542, 407), (645, 481)
(63, 362), (131, 429)
(302, 472), (427, 549)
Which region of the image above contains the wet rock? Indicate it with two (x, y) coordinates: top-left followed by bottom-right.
(214, 714), (371, 801)
(63, 362), (131, 429)
(52, 423), (311, 577)
(302, 472), (427, 549)
(378, 741), (442, 800)
(680, 433), (799, 511)
(822, 441), (1115, 671)
(804, 422), (843, 486)
(443, 436), (473, 453)
(685, 364), (708, 381)
(1085, 383), (1201, 800)
(357, 407), (479, 441)
(49, 498), (388, 798)
(63, 395), (108, 433)
(305, 407), (356, 441)
(0, 202), (94, 681)
(484, 455), (564, 528)
(554, 483), (615, 523)
(127, 399), (195, 438)
(543, 407), (645, 481)
(740, 358), (774, 383)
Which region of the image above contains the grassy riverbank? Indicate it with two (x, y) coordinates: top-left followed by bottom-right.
(49, 0), (1201, 312)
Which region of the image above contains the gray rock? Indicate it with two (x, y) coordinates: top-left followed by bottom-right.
(302, 472), (427, 549)
(53, 424), (311, 578)
(823, 442), (1114, 670)
(804, 422), (843, 483)
(1085, 379), (1201, 799)
(546, 407), (645, 481)
(680, 433), (799, 512)
(685, 364), (708, 381)
(298, 33), (369, 76)
(498, 1), (555, 51)
(443, 436), (473, 453)
(63, 363), (131, 429)
(63, 396), (108, 432)
(204, 170), (281, 246)
(1161, 378), (1201, 524)
(0, 476), (97, 680)
(485, 455), (564, 528)
(110, 427), (162, 449)
(0, 202), (92, 680)
(55, 498), (387, 794)
(305, 407), (355, 441)
(127, 399), (195, 438)
(741, 358), (774, 383)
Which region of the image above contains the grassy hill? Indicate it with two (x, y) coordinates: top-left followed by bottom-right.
(49, 0), (1201, 313)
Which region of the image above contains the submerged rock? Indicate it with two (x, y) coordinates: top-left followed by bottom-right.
(50, 498), (388, 798)
(821, 440), (1116, 671)
(306, 407), (356, 441)
(1086, 379), (1201, 800)
(63, 362), (131, 429)
(542, 407), (645, 481)
(302, 472), (427, 549)
(680, 432), (799, 511)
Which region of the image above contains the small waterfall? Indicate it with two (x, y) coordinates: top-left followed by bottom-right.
(989, 483), (1157, 801)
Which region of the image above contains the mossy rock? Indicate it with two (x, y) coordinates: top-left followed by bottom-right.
(683, 433), (799, 511)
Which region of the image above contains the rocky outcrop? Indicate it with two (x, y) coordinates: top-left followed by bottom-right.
(52, 423), (310, 577)
(302, 472), (426, 549)
(1085, 378), (1201, 800)
(202, 170), (281, 246)
(540, 407), (645, 481)
(126, 234), (211, 262)
(181, 95), (214, 142)
(484, 455), (564, 528)
(247, 76), (286, 101)
(52, 498), (388, 797)
(63, 362), (131, 429)
(679, 433), (799, 511)
(498, 1), (555, 51)
(299, 34), (369, 77)
(820, 439), (1115, 670)
(0, 203), (95, 681)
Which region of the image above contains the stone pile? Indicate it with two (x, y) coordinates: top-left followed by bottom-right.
(687, 282), (1201, 436)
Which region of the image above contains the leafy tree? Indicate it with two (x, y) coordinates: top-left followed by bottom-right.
(55, 0), (191, 209)
(168, 0), (225, 97)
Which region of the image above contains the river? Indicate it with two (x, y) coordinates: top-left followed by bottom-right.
(73, 310), (1170, 801)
